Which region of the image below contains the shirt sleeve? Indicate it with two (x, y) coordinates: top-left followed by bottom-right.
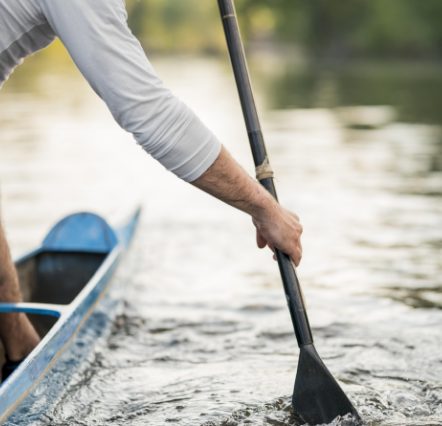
(38, 0), (221, 182)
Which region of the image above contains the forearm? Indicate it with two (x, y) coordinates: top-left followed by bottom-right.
(0, 214), (40, 359)
(0, 222), (21, 304)
(191, 145), (303, 266)
(190, 145), (278, 221)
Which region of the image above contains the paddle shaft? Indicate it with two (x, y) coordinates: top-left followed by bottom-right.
(218, 0), (313, 347)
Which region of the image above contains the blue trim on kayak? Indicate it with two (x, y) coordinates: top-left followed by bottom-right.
(116, 208), (141, 249)
(0, 208), (141, 424)
(0, 303), (66, 318)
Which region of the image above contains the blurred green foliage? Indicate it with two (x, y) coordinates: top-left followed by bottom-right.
(125, 0), (224, 53)
(125, 0), (442, 58)
(268, 62), (442, 125)
(243, 0), (442, 58)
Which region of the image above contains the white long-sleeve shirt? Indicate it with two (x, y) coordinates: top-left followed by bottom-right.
(0, 0), (221, 182)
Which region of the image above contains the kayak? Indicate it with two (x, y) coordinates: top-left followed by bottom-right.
(0, 208), (141, 424)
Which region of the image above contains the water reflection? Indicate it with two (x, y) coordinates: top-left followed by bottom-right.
(267, 62), (442, 126)
(1, 50), (442, 426)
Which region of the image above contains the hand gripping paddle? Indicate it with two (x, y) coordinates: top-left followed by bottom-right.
(217, 1), (361, 424)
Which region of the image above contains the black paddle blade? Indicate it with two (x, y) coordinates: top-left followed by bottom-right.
(293, 344), (360, 425)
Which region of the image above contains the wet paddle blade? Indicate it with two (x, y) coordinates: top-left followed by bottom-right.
(293, 344), (359, 425)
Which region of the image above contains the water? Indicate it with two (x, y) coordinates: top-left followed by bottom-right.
(1, 47), (442, 425)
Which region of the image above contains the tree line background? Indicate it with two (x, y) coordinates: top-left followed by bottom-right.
(125, 0), (442, 59)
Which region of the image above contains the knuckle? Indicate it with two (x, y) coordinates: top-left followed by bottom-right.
(294, 248), (302, 265)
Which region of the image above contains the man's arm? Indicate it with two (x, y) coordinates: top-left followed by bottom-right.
(40, 0), (221, 183)
(38, 0), (303, 263)
(0, 214), (40, 361)
(191, 146), (303, 266)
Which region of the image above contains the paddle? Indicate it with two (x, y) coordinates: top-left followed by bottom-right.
(217, 1), (360, 424)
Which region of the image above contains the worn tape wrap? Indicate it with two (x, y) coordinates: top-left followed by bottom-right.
(255, 157), (274, 180)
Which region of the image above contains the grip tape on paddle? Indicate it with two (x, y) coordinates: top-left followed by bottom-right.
(255, 157), (274, 180)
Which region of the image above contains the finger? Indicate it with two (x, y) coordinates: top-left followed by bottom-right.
(267, 243), (275, 253)
(290, 211), (300, 222)
(291, 247), (302, 267)
(256, 229), (267, 249)
(297, 223), (303, 234)
(273, 253), (277, 261)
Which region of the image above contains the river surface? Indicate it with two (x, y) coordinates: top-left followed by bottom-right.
(1, 47), (442, 425)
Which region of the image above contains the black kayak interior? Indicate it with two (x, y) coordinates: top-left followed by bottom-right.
(18, 252), (107, 306)
(16, 250), (107, 337)
(0, 250), (107, 377)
